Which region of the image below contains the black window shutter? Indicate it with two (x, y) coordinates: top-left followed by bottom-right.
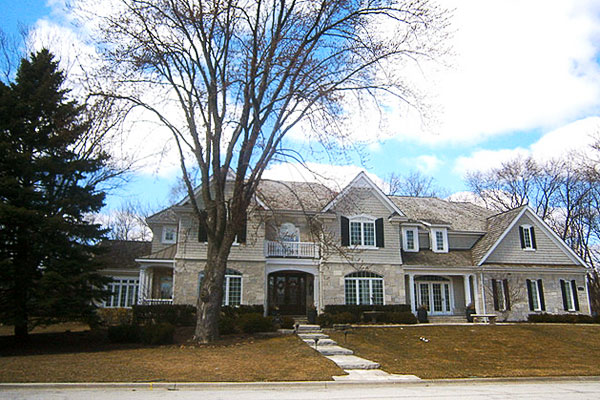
(237, 210), (247, 244)
(526, 279), (534, 311)
(375, 218), (384, 248)
(530, 227), (537, 249)
(198, 210), (208, 242)
(571, 280), (580, 311)
(560, 279), (568, 311)
(341, 216), (349, 246)
(538, 279), (546, 311)
(492, 279), (499, 311)
(519, 226), (525, 248)
(503, 279), (511, 311)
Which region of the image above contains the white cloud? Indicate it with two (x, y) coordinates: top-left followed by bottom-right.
(416, 155), (443, 174)
(454, 116), (600, 175)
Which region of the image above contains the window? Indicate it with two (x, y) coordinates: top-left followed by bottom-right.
(430, 228), (448, 253)
(492, 279), (511, 312)
(519, 225), (536, 250)
(198, 269), (242, 306)
(349, 217), (375, 247)
(527, 279), (545, 311)
(560, 279), (580, 312)
(104, 278), (139, 308)
(279, 222), (299, 242)
(162, 226), (177, 244)
(402, 227), (419, 252)
(344, 271), (384, 305)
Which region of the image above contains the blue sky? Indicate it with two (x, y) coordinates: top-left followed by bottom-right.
(2, 0), (600, 214)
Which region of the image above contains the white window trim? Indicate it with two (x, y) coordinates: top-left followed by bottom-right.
(402, 226), (419, 252)
(564, 281), (576, 312)
(521, 224), (535, 251)
(104, 276), (139, 308)
(495, 279), (508, 312)
(430, 228), (448, 253)
(349, 215), (377, 249)
(530, 279), (543, 311)
(199, 272), (243, 306)
(162, 225), (177, 244)
(345, 276), (385, 305)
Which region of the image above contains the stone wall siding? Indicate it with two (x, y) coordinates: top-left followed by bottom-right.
(480, 270), (590, 321)
(319, 262), (405, 306)
(173, 259), (265, 306)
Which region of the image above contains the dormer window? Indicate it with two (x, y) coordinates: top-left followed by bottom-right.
(402, 227), (419, 252)
(430, 228), (448, 253)
(519, 225), (536, 250)
(162, 226), (177, 244)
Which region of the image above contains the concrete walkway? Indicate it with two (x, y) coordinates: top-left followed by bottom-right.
(296, 324), (420, 382)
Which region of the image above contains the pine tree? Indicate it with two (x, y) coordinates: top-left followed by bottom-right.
(0, 49), (110, 341)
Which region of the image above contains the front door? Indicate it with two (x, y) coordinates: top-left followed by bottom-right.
(416, 281), (451, 315)
(268, 272), (308, 315)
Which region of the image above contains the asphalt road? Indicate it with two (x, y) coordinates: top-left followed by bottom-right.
(2, 380), (600, 400)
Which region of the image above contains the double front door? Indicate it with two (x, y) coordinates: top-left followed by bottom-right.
(416, 281), (451, 315)
(268, 272), (312, 315)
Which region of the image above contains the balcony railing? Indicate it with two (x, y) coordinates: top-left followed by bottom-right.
(264, 240), (319, 258)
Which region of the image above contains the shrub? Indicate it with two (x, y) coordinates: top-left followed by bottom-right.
(238, 313), (276, 333)
(280, 316), (295, 329)
(379, 311), (418, 324)
(140, 323), (175, 345)
(323, 304), (410, 318)
(527, 313), (598, 324)
(219, 315), (238, 335)
(97, 308), (133, 326)
(221, 305), (264, 317)
(317, 312), (358, 327)
(132, 304), (196, 326)
(107, 324), (140, 343)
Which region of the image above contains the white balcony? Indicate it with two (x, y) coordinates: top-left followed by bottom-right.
(265, 240), (319, 258)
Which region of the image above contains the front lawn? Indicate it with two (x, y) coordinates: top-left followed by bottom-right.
(0, 328), (342, 382)
(329, 324), (600, 379)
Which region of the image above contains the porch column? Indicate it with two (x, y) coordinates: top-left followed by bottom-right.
(409, 273), (416, 313)
(313, 272), (320, 312)
(138, 267), (148, 304)
(463, 274), (472, 307)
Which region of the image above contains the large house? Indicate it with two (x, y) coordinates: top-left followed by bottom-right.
(123, 172), (591, 321)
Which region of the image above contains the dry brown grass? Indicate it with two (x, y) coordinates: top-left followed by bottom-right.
(0, 322), (91, 336)
(329, 324), (600, 379)
(0, 329), (342, 382)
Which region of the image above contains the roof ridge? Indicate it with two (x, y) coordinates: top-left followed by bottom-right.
(486, 204), (527, 220)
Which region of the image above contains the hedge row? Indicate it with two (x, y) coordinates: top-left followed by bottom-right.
(219, 313), (277, 334)
(318, 311), (417, 327)
(527, 313), (600, 324)
(132, 304), (265, 326)
(323, 304), (411, 316)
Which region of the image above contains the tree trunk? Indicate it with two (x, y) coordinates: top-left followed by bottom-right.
(194, 250), (229, 343)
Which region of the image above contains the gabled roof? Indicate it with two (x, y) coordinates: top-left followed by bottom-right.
(97, 240), (152, 270)
(256, 180), (335, 212)
(146, 206), (178, 224)
(390, 197), (494, 232)
(473, 206), (587, 267)
(322, 171), (405, 216)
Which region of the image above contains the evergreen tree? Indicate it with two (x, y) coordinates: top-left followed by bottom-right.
(0, 49), (110, 341)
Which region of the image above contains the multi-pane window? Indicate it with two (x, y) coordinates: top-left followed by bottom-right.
(406, 230), (415, 250)
(435, 231), (444, 251)
(350, 218), (375, 246)
(527, 279), (544, 311)
(560, 279), (579, 312)
(198, 269), (242, 306)
(344, 271), (384, 305)
(431, 228), (447, 253)
(402, 227), (419, 252)
(162, 226), (177, 244)
(105, 278), (139, 308)
(493, 279), (509, 312)
(520, 225), (536, 250)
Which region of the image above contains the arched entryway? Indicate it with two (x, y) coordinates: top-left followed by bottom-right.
(267, 270), (314, 315)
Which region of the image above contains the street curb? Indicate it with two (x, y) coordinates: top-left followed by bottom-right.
(2, 376), (600, 390)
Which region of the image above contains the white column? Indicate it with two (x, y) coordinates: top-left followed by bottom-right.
(473, 273), (480, 314)
(409, 273), (416, 313)
(138, 267), (147, 304)
(313, 272), (320, 312)
(463, 274), (472, 308)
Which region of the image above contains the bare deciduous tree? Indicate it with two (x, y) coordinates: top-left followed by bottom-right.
(79, 0), (450, 342)
(386, 170), (446, 197)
